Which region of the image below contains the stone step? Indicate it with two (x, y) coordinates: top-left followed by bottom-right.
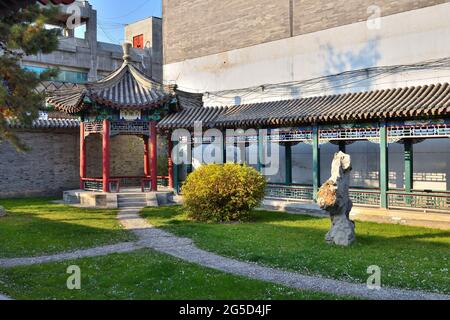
(118, 197), (147, 203)
(117, 194), (147, 199)
(117, 192), (160, 208)
(117, 200), (147, 205)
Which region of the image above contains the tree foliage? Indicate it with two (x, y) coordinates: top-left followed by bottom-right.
(182, 163), (267, 222)
(0, 4), (60, 150)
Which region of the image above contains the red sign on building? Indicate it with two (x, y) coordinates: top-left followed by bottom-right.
(133, 34), (144, 49)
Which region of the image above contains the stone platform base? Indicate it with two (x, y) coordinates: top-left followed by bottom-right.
(261, 199), (450, 230)
(63, 188), (178, 209)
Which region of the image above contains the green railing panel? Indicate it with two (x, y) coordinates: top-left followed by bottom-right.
(266, 184), (314, 201)
(388, 192), (450, 211)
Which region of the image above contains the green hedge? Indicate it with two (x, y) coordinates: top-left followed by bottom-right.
(182, 163), (266, 222)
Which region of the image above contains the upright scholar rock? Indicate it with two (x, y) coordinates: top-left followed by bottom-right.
(317, 151), (355, 246)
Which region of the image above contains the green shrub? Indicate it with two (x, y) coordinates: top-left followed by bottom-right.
(181, 163), (267, 222)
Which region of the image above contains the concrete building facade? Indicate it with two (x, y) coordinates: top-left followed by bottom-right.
(125, 17), (163, 81)
(22, 0), (162, 83)
(163, 0), (450, 103)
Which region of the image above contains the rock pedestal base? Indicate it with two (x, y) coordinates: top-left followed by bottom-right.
(325, 213), (355, 246)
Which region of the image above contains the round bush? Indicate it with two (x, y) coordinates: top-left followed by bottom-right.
(181, 163), (267, 222)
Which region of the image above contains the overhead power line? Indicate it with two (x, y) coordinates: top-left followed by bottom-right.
(99, 0), (151, 21)
(172, 57), (450, 103)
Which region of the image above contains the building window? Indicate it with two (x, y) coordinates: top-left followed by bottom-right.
(23, 65), (88, 84)
(133, 34), (144, 48)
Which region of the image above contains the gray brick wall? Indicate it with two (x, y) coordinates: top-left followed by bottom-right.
(0, 130), (148, 198)
(163, 0), (446, 64)
(0, 130), (79, 198)
(163, 0), (290, 64)
(292, 0), (446, 36)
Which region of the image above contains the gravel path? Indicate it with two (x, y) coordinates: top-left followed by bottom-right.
(119, 207), (450, 301)
(0, 206), (448, 300)
(0, 242), (145, 268)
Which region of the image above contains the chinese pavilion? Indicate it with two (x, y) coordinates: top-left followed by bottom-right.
(47, 43), (176, 193)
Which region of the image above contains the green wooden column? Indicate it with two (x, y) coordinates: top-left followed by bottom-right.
(312, 125), (320, 201)
(339, 141), (346, 153)
(173, 140), (179, 194)
(404, 139), (413, 205)
(380, 121), (388, 208)
(404, 140), (413, 192)
(257, 129), (264, 173)
(222, 130), (227, 164)
(285, 142), (292, 185)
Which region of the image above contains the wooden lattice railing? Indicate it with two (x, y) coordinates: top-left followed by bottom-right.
(265, 184), (450, 212)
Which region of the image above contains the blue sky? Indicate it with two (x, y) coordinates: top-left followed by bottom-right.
(87, 0), (162, 44)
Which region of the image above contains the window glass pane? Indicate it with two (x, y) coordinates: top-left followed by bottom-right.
(413, 138), (450, 191)
(346, 141), (380, 188)
(266, 144), (285, 183)
(292, 142), (312, 185)
(23, 65), (87, 84)
(245, 143), (258, 170)
(388, 142), (404, 189)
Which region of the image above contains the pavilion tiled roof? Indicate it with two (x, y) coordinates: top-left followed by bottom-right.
(46, 44), (172, 114)
(159, 83), (449, 129)
(214, 83), (449, 127)
(46, 63), (172, 114)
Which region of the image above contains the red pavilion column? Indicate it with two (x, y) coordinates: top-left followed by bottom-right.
(102, 119), (111, 192)
(168, 136), (174, 189)
(150, 121), (158, 191)
(80, 122), (86, 189)
(144, 138), (150, 176)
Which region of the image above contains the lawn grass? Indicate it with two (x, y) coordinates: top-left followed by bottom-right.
(142, 206), (450, 294)
(0, 198), (135, 258)
(0, 249), (347, 300)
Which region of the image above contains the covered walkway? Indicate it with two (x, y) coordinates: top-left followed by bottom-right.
(159, 83), (450, 213)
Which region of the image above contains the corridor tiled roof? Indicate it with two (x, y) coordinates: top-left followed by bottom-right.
(8, 118), (80, 129)
(213, 83), (450, 127)
(157, 106), (227, 129)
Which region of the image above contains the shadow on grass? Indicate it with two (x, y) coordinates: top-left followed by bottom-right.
(0, 198), (134, 259)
